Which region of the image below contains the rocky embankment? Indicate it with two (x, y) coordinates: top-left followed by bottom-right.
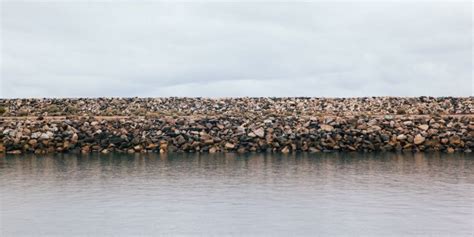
(1, 97), (473, 154)
(1, 97), (473, 117)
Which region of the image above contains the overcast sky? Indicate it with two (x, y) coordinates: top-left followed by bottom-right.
(1, 1), (472, 98)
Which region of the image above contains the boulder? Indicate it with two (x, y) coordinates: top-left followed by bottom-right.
(414, 134), (425, 145)
(81, 145), (90, 153)
(418, 124), (429, 131)
(396, 134), (407, 140)
(320, 124), (334, 132)
(209, 147), (217, 153)
(159, 141), (168, 151)
(133, 145), (143, 152)
(253, 127), (265, 138)
(39, 133), (50, 140)
(28, 139), (38, 146)
(71, 133), (78, 143)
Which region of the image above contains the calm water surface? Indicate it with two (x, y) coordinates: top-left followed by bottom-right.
(1, 152), (473, 236)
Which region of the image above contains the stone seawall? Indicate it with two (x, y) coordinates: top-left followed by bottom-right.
(1, 113), (472, 154)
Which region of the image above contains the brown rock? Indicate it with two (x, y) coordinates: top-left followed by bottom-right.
(159, 141), (168, 151)
(320, 124), (334, 132)
(418, 124), (429, 131)
(200, 132), (212, 141)
(63, 141), (70, 149)
(81, 145), (90, 153)
(28, 139), (38, 146)
(71, 133), (78, 143)
(281, 146), (290, 153)
(209, 147), (217, 153)
(146, 143), (158, 150)
(370, 125), (382, 131)
(133, 145), (143, 152)
(414, 134), (425, 145)
(396, 134), (407, 140)
(449, 135), (461, 145)
(225, 143), (235, 149)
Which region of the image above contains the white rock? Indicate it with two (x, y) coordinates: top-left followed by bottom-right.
(40, 133), (50, 140)
(263, 119), (273, 124)
(31, 132), (41, 139)
(236, 126), (246, 134)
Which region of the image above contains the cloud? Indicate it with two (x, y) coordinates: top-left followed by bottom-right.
(1, 1), (472, 98)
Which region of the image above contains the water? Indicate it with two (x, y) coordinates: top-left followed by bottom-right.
(1, 152), (473, 236)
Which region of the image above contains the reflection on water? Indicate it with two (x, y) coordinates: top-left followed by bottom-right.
(1, 152), (473, 236)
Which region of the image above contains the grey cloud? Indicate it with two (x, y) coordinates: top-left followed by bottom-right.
(1, 1), (472, 98)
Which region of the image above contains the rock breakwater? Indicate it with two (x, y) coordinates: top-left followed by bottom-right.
(1, 97), (473, 154)
(1, 97), (472, 117)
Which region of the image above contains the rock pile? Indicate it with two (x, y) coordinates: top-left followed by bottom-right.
(1, 97), (472, 117)
(1, 110), (472, 154)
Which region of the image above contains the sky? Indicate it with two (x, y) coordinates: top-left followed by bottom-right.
(1, 1), (472, 98)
